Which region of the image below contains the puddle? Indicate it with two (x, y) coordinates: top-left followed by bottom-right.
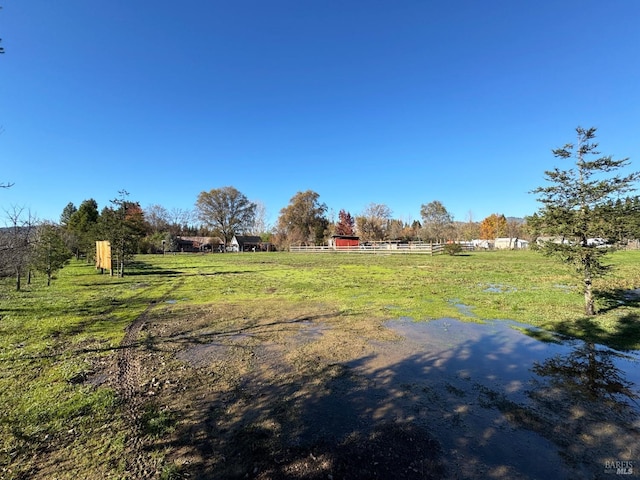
(294, 320), (330, 343)
(448, 299), (477, 317)
(380, 318), (640, 407)
(177, 343), (235, 367)
(84, 372), (109, 387)
(623, 288), (640, 302)
(553, 284), (574, 293)
(164, 298), (190, 304)
(176, 333), (253, 367)
(345, 318), (640, 479)
(482, 283), (517, 293)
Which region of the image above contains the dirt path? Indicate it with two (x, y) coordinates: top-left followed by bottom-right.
(115, 303), (159, 479)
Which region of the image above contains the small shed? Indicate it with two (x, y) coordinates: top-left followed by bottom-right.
(230, 235), (263, 252)
(471, 239), (493, 249)
(330, 235), (360, 249)
(495, 238), (529, 250)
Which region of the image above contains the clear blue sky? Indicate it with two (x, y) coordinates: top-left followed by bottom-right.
(2, 1), (639, 227)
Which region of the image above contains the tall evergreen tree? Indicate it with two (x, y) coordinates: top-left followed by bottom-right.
(60, 202), (77, 228)
(529, 127), (639, 315)
(30, 223), (72, 286)
(594, 196), (640, 245)
(67, 199), (99, 260)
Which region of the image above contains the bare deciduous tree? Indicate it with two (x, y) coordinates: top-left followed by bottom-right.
(144, 204), (170, 233)
(168, 207), (194, 235)
(1, 206), (38, 290)
(356, 203), (391, 242)
(250, 201), (270, 236)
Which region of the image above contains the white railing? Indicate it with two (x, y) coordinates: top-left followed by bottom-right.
(289, 242), (475, 254)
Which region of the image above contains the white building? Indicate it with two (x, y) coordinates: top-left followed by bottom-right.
(494, 238), (529, 249)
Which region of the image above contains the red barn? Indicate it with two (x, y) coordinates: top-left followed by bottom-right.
(331, 235), (360, 249)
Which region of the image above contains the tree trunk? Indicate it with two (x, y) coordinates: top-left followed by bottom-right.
(120, 243), (125, 277)
(15, 267), (21, 291)
(584, 270), (595, 316)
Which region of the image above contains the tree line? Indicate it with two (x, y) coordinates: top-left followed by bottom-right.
(1, 183), (529, 286)
(2, 127), (639, 306)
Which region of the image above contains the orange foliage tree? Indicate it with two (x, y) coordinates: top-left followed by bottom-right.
(479, 213), (507, 239)
(335, 209), (355, 236)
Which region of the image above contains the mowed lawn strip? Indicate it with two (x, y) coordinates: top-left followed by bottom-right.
(1, 250), (639, 478)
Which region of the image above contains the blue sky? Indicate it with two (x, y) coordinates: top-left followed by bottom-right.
(1, 1), (639, 227)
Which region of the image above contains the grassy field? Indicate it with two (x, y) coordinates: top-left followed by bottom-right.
(1, 249), (639, 478)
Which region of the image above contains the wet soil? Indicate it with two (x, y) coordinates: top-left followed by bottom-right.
(106, 302), (640, 479)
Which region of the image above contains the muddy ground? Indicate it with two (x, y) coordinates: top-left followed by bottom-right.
(97, 300), (640, 479)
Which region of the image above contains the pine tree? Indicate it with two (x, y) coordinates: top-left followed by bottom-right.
(529, 127), (639, 315)
(31, 223), (72, 286)
(67, 199), (99, 260)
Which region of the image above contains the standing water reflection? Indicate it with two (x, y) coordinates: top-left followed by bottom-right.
(360, 317), (640, 479)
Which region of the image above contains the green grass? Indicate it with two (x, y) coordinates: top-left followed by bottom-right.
(1, 249), (639, 478)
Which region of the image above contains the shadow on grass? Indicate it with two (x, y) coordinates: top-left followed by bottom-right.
(595, 287), (640, 313)
(97, 259), (255, 277)
(121, 260), (183, 277)
(124, 260), (259, 278)
(523, 287), (640, 351)
(530, 313), (640, 351)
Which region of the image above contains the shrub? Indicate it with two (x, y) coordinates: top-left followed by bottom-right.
(444, 243), (463, 256)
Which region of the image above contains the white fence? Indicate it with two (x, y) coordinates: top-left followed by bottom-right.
(289, 242), (475, 255)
